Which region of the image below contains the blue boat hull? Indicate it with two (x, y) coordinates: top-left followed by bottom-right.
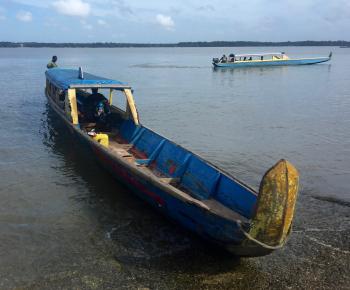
(213, 57), (330, 68)
(44, 67), (300, 257)
(46, 93), (276, 257)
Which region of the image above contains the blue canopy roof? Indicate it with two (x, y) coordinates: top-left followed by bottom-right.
(45, 68), (130, 90)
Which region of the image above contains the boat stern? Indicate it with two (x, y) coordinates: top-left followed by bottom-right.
(227, 159), (299, 256)
(250, 159), (299, 246)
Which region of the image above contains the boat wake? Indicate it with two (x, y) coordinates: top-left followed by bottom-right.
(130, 63), (204, 69)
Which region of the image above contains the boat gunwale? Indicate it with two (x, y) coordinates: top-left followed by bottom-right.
(45, 73), (258, 196)
(227, 56), (330, 64)
(45, 89), (252, 224)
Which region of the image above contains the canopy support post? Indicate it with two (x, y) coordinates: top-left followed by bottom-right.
(109, 89), (113, 105)
(124, 89), (139, 125)
(67, 89), (79, 125)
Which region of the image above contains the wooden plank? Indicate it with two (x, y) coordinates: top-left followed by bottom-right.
(159, 178), (180, 184)
(110, 147), (132, 157)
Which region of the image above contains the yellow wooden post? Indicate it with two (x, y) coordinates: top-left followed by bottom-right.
(124, 89), (139, 125)
(109, 89), (113, 105)
(67, 89), (79, 125)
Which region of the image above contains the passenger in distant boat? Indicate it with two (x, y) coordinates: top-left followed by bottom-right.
(47, 56), (58, 69)
(243, 57), (247, 61)
(261, 56), (264, 60)
(229, 54), (235, 62)
(249, 57), (252, 61)
(220, 54), (227, 63)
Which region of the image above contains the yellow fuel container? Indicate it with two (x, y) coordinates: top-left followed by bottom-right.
(93, 133), (109, 148)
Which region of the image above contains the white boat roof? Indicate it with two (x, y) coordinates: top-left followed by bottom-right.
(233, 52), (285, 57)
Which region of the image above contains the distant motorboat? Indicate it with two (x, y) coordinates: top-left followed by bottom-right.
(213, 52), (332, 68)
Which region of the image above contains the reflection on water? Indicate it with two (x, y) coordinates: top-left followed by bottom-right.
(130, 63), (203, 69)
(212, 65), (292, 74)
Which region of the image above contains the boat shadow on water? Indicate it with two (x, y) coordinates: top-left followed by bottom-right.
(41, 105), (270, 277)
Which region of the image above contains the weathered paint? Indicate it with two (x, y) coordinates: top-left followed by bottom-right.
(249, 159), (299, 247)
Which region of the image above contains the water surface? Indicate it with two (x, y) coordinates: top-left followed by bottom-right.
(0, 47), (349, 289)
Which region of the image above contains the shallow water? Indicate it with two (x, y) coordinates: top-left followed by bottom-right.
(0, 47), (349, 289)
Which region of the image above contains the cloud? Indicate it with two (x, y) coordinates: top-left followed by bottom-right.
(111, 0), (133, 15)
(53, 0), (91, 17)
(16, 10), (32, 22)
(156, 14), (175, 30)
(86, 0), (134, 18)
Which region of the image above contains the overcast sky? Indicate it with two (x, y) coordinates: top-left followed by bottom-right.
(0, 0), (349, 42)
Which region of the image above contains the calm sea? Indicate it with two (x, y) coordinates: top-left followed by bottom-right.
(0, 47), (349, 289)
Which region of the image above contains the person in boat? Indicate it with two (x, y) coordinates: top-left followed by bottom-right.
(90, 88), (105, 104)
(87, 88), (111, 127)
(94, 99), (111, 129)
(80, 88), (106, 122)
(229, 53), (235, 62)
(220, 54), (227, 63)
(47, 56), (58, 69)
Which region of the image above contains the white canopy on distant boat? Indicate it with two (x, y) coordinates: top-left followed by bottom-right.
(232, 52), (285, 57)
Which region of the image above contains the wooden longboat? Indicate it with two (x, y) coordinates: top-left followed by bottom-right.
(45, 68), (299, 257)
(213, 52), (332, 68)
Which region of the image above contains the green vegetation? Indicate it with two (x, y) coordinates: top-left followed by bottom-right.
(1, 40), (349, 48)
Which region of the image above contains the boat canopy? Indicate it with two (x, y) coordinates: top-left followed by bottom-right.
(233, 52), (285, 57)
(45, 68), (131, 90)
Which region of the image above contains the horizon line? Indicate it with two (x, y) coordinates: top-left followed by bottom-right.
(1, 40), (349, 48)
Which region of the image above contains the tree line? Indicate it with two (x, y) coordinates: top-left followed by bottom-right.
(1, 40), (349, 48)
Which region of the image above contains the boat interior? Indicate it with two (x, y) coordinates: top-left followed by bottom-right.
(69, 88), (258, 221)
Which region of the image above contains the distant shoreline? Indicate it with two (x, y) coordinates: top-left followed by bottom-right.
(1, 41), (349, 48)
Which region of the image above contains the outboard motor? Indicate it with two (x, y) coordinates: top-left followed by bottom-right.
(212, 58), (219, 64)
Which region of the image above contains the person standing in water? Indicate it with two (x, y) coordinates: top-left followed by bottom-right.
(47, 56), (58, 69)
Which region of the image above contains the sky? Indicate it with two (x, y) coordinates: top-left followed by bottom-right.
(0, 0), (349, 42)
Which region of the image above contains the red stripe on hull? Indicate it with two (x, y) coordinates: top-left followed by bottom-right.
(91, 145), (165, 207)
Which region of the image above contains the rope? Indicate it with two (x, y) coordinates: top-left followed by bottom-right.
(236, 220), (290, 250)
